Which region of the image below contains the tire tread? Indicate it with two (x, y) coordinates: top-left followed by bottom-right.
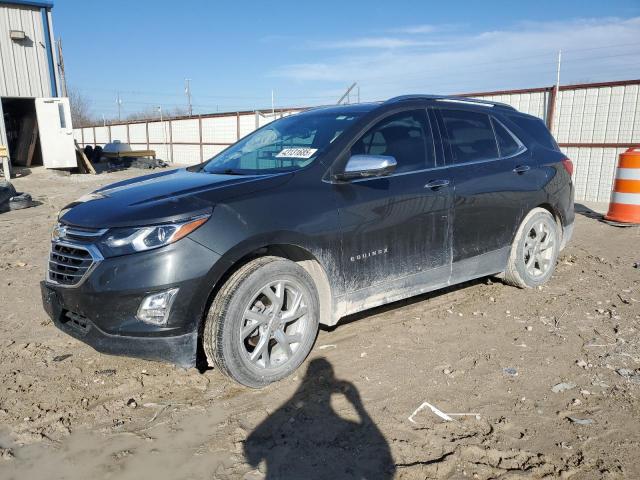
(504, 208), (558, 288)
(203, 256), (280, 382)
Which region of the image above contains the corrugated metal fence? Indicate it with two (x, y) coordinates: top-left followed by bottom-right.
(74, 79), (640, 203)
(75, 110), (300, 165)
(466, 79), (640, 203)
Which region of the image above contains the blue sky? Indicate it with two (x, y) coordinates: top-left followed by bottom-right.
(53, 0), (640, 119)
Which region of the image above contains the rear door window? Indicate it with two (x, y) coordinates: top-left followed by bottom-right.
(492, 118), (522, 157)
(440, 109), (499, 164)
(351, 109), (435, 173)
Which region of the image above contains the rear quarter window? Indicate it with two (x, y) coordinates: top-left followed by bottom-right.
(508, 115), (559, 150)
(491, 118), (522, 157)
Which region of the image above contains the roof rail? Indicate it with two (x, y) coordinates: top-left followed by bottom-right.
(384, 94), (516, 111)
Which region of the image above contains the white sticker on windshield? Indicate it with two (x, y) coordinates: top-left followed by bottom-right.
(276, 147), (318, 159)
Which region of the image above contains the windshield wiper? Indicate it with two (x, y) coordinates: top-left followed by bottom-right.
(207, 168), (246, 175)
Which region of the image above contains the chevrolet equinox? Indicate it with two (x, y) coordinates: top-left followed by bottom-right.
(42, 95), (575, 387)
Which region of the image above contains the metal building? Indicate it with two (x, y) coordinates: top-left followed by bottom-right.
(0, 0), (75, 173)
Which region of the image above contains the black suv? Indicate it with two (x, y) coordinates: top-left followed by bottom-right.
(42, 95), (574, 387)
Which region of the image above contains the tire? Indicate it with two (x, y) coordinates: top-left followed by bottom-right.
(0, 181), (17, 205)
(9, 193), (34, 210)
(203, 256), (320, 388)
(504, 208), (560, 288)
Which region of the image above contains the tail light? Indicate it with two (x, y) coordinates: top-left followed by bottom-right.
(561, 158), (574, 177)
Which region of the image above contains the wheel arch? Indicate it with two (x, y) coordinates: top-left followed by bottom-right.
(536, 202), (564, 240)
(202, 242), (335, 330)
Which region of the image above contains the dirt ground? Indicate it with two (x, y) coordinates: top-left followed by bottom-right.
(0, 166), (639, 480)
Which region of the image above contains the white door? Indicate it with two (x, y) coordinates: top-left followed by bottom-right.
(35, 97), (77, 169)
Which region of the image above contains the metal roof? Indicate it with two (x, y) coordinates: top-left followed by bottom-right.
(0, 0), (54, 8)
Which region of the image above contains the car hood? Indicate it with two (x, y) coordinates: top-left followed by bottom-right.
(60, 168), (293, 228)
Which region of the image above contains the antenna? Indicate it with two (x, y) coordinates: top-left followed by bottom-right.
(337, 82), (357, 105)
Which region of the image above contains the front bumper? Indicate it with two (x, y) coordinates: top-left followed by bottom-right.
(42, 281), (197, 366)
(41, 237), (222, 367)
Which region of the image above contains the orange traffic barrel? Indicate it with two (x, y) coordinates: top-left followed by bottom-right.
(604, 147), (640, 225)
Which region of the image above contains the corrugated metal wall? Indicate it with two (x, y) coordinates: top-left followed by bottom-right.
(73, 110), (296, 164)
(469, 81), (640, 203)
(0, 3), (54, 97)
(74, 80), (640, 203)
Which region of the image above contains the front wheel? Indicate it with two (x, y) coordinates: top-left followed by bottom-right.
(203, 256), (319, 388)
(503, 208), (560, 288)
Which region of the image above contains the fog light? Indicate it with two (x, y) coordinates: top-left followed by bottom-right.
(137, 288), (179, 325)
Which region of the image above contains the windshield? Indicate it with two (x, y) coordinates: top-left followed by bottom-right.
(202, 110), (362, 174)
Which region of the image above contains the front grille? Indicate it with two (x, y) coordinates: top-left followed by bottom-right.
(47, 223), (106, 287)
(56, 224), (108, 243)
(48, 242), (100, 287)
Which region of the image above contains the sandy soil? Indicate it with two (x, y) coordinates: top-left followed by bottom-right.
(0, 166), (639, 479)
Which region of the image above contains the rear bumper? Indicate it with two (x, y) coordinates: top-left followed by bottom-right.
(41, 281), (198, 367)
(560, 221), (574, 251)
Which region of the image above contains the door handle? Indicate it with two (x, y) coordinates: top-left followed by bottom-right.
(513, 165), (531, 174)
(425, 179), (450, 190)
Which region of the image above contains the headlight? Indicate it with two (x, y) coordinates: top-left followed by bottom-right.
(97, 214), (209, 257)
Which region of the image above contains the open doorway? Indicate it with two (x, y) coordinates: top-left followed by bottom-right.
(1, 97), (43, 168)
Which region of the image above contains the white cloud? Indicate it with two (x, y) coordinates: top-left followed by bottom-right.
(390, 24), (459, 34)
(394, 24), (438, 34)
(270, 17), (640, 100)
(309, 37), (444, 49)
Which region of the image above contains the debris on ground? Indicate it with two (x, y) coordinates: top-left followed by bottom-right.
(567, 417), (594, 426)
(617, 368), (640, 383)
(576, 359), (589, 369)
(408, 401), (454, 423)
(552, 382), (577, 393)
(0, 448), (14, 461)
(53, 354), (72, 362)
(0, 181), (37, 213)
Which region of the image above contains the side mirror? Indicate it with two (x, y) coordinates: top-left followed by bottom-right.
(334, 154), (397, 181)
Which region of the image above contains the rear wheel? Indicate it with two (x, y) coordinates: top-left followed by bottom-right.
(504, 208), (560, 288)
(203, 256), (319, 388)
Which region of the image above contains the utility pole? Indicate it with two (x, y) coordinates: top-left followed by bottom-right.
(56, 38), (68, 97)
(271, 89), (275, 115)
(550, 49), (562, 130)
(116, 92), (122, 122)
(185, 78), (192, 116)
(102, 114), (106, 127)
(555, 50), (562, 95)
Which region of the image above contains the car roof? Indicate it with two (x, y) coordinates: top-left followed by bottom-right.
(299, 95), (517, 118)
(300, 102), (382, 116)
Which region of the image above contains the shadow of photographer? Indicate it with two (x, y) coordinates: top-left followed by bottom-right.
(245, 357), (395, 479)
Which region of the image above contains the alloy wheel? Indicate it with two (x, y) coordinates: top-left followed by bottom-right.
(523, 220), (555, 278)
(240, 280), (311, 370)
